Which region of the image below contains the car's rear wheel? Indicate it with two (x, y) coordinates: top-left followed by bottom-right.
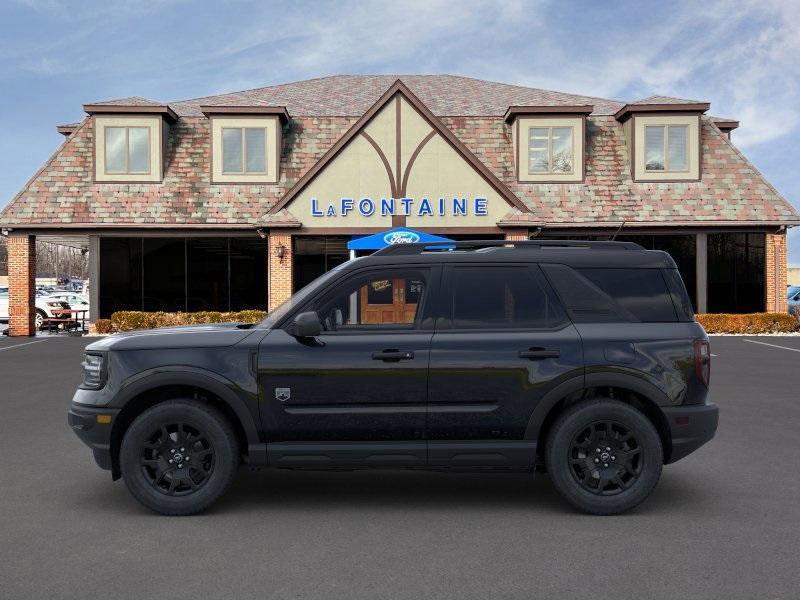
(545, 399), (663, 515)
(120, 400), (239, 515)
(35, 309), (46, 330)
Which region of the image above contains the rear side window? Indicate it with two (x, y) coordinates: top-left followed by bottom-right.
(577, 268), (677, 322)
(662, 268), (695, 321)
(542, 264), (679, 323)
(447, 266), (567, 329)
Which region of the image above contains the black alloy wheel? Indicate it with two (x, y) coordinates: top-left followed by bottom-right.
(545, 399), (663, 515)
(140, 422), (215, 496)
(120, 400), (239, 515)
(568, 420), (641, 495)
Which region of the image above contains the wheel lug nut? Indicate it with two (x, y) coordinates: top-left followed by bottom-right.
(168, 459), (173, 463)
(594, 458), (599, 463)
(612, 456), (616, 461)
(606, 447), (611, 451)
(603, 463), (609, 467)
(170, 449), (175, 454)
(595, 448), (601, 453)
(180, 447), (185, 452)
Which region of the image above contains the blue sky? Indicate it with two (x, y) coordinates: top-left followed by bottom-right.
(1, 0), (798, 260)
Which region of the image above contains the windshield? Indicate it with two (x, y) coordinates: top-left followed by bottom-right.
(259, 259), (359, 328)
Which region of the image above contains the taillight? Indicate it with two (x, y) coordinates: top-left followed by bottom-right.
(693, 339), (710, 388)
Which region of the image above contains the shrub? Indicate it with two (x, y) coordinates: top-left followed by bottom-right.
(93, 319), (114, 334)
(110, 310), (267, 332)
(696, 312), (800, 334)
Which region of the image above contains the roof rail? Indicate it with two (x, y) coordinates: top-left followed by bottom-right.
(373, 239), (644, 256)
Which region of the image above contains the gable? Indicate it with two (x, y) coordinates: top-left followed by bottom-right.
(274, 83), (526, 228)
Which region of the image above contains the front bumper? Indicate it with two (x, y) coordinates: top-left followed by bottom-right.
(68, 404), (120, 471)
(662, 402), (719, 464)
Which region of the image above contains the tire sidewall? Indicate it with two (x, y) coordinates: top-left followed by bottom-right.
(546, 400), (663, 515)
(120, 400), (238, 515)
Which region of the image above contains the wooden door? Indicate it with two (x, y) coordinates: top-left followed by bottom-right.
(360, 278), (419, 325)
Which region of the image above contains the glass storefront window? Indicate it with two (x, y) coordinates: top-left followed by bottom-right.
(99, 237), (267, 318)
(707, 233), (765, 313)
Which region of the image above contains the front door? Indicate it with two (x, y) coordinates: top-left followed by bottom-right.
(427, 264), (584, 467)
(360, 278), (421, 324)
(258, 265), (439, 467)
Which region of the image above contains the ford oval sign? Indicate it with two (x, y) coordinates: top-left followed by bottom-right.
(384, 231), (420, 245)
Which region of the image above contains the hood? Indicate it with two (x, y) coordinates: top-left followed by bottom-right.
(86, 322), (258, 351)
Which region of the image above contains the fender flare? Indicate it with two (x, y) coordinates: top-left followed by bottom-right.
(523, 371), (670, 440)
(113, 367), (261, 446)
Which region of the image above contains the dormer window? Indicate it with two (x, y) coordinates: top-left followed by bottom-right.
(644, 124), (688, 172)
(201, 106), (289, 184)
(222, 127), (268, 174)
(105, 126), (151, 174)
(505, 105), (590, 184)
(528, 126), (574, 174)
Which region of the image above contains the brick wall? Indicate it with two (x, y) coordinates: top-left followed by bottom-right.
(7, 234), (36, 336)
(765, 233), (788, 312)
(268, 231), (294, 311)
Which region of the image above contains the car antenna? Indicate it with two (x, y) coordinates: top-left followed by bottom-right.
(610, 221), (626, 241)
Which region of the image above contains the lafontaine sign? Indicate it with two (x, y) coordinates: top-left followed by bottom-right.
(310, 196), (489, 218)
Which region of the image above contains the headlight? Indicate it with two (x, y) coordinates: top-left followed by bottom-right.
(81, 353), (105, 389)
(46, 301), (61, 307)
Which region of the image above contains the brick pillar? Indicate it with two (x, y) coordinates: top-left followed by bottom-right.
(765, 233), (788, 313)
(8, 234), (36, 336)
(504, 229), (529, 241)
(268, 231), (293, 311)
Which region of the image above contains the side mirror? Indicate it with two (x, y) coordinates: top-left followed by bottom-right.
(288, 311), (322, 338)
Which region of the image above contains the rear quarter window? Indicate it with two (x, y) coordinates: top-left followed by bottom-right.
(541, 264), (679, 323)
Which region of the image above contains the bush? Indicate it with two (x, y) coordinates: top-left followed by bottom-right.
(110, 310), (267, 332)
(93, 319), (114, 334)
(696, 312), (800, 334)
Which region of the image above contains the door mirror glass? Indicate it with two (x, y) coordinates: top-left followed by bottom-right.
(288, 311), (322, 338)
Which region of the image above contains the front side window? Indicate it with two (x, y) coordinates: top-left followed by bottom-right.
(104, 126), (150, 174)
(645, 125), (689, 172)
(222, 127), (267, 174)
(448, 266), (566, 329)
(528, 126), (573, 174)
(311, 269), (430, 331)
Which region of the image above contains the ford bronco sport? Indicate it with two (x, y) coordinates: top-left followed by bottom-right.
(68, 240), (718, 515)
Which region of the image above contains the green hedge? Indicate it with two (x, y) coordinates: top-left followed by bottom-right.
(110, 310), (267, 332)
(696, 312), (800, 334)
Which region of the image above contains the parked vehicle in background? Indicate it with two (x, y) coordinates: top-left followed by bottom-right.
(47, 292), (89, 313)
(69, 240), (718, 516)
(0, 287), (71, 328)
(788, 286), (800, 315)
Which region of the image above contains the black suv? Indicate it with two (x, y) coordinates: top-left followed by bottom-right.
(69, 240), (718, 515)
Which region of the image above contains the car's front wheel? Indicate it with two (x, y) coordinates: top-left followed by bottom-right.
(120, 400), (239, 515)
(34, 309), (46, 329)
(545, 399), (663, 515)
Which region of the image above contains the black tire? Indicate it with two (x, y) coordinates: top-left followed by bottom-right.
(545, 399), (663, 515)
(120, 400), (239, 515)
(35, 309), (46, 330)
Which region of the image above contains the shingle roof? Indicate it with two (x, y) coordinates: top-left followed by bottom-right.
(168, 74), (626, 117)
(631, 95), (707, 105)
(1, 75), (796, 229)
(87, 96), (164, 107)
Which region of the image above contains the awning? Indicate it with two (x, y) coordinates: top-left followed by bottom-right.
(347, 227), (454, 251)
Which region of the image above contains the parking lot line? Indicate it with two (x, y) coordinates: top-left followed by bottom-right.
(742, 338), (800, 353)
(0, 339), (50, 352)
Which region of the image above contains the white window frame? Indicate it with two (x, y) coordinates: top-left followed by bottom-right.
(632, 114), (699, 182)
(644, 124), (689, 173)
(527, 126), (575, 175)
(94, 115), (163, 183)
(221, 127), (268, 175)
(210, 116), (279, 184)
(516, 116), (584, 183)
(104, 126), (152, 175)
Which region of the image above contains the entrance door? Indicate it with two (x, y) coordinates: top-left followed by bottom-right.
(426, 264), (584, 468)
(360, 277), (422, 324)
(258, 265), (439, 467)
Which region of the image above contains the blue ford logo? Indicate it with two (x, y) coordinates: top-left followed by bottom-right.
(384, 231), (420, 245)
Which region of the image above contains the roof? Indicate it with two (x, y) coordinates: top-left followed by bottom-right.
(168, 74), (627, 117)
(1, 75), (796, 229)
(86, 96), (164, 107)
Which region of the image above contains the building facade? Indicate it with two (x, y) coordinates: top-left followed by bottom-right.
(1, 75), (797, 335)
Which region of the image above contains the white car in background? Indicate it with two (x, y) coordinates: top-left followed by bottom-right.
(47, 292), (90, 312)
(0, 287), (73, 329)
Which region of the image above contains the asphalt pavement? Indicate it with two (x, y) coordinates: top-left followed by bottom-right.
(0, 334), (798, 600)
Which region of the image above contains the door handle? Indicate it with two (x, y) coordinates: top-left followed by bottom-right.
(372, 349), (415, 362)
(519, 348), (560, 360)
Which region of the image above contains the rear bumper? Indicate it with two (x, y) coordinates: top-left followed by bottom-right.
(662, 402), (719, 464)
(67, 404), (120, 471)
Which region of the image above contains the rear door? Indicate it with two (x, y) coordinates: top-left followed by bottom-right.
(426, 264), (583, 467)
